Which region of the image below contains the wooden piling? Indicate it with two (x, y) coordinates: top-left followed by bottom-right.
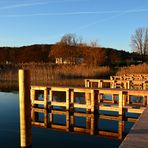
(19, 69), (32, 148)
(85, 92), (91, 113)
(44, 88), (48, 109)
(119, 91), (123, 115)
(66, 89), (70, 110)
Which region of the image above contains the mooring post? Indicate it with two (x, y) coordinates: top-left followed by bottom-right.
(19, 69), (32, 148)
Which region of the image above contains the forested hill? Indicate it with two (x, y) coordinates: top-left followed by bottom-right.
(0, 44), (139, 66)
(0, 44), (52, 63)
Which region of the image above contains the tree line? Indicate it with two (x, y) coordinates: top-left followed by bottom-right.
(0, 27), (148, 66)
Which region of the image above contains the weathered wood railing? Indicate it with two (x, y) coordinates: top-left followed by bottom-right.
(31, 86), (148, 115)
(85, 79), (148, 89)
(110, 74), (148, 81)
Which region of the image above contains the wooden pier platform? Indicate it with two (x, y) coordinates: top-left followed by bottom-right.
(119, 106), (148, 148)
(31, 86), (148, 115)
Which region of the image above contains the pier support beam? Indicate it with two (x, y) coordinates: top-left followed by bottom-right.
(19, 69), (32, 148)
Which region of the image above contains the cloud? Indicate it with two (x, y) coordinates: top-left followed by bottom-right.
(0, 10), (120, 18)
(0, 1), (49, 10)
(0, 7), (148, 18)
(0, 0), (88, 10)
(76, 8), (148, 31)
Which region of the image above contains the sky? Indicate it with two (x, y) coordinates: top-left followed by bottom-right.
(0, 0), (148, 52)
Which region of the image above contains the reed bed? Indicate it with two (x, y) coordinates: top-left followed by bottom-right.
(0, 63), (111, 87)
(117, 63), (148, 75)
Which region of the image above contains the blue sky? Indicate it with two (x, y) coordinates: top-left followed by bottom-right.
(0, 0), (148, 52)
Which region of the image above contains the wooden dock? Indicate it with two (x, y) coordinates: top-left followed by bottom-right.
(85, 74), (148, 89)
(119, 106), (148, 147)
(31, 86), (148, 115)
(85, 79), (148, 89)
(110, 74), (148, 81)
(19, 70), (148, 147)
(30, 74), (148, 147)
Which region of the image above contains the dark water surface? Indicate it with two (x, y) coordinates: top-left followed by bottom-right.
(0, 91), (137, 148)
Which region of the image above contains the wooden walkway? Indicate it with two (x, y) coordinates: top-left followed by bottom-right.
(31, 86), (148, 115)
(119, 106), (148, 148)
(19, 70), (148, 147)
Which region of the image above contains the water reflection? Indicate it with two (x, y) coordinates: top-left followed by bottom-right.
(31, 107), (138, 140)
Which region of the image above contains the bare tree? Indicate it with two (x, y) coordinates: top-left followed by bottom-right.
(60, 33), (78, 46)
(131, 27), (148, 61)
(89, 40), (100, 47)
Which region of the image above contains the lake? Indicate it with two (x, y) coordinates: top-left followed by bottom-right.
(0, 91), (138, 148)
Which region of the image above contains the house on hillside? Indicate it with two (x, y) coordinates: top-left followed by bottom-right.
(55, 57), (83, 64)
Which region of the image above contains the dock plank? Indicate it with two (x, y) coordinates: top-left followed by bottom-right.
(119, 106), (148, 148)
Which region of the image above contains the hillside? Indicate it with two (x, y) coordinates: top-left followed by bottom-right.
(0, 44), (140, 66)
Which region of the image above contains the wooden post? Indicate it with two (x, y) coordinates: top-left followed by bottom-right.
(85, 80), (89, 87)
(119, 91), (123, 115)
(98, 93), (103, 103)
(19, 69), (32, 148)
(49, 89), (53, 110)
(70, 89), (74, 111)
(44, 88), (48, 109)
(112, 94), (116, 104)
(127, 95), (130, 105)
(111, 81), (115, 88)
(66, 89), (70, 110)
(100, 80), (103, 88)
(30, 89), (35, 107)
(142, 95), (147, 106)
(85, 92), (90, 113)
(122, 92), (127, 108)
(91, 90), (95, 113)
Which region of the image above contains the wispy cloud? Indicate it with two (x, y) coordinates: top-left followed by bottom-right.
(0, 1), (49, 10)
(0, 10), (121, 18)
(76, 8), (148, 31)
(0, 7), (148, 18)
(0, 0), (88, 10)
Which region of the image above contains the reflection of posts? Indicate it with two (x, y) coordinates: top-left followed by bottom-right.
(118, 116), (124, 140)
(19, 69), (32, 148)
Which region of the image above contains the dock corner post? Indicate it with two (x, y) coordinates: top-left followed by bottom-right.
(19, 69), (32, 148)
(119, 91), (123, 116)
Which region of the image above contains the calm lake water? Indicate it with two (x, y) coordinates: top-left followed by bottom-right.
(0, 91), (137, 148)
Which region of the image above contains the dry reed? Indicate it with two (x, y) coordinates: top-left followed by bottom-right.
(116, 63), (148, 75)
(0, 63), (111, 86)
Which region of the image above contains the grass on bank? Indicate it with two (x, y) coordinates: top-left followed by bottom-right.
(116, 63), (148, 75)
(0, 64), (111, 86)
